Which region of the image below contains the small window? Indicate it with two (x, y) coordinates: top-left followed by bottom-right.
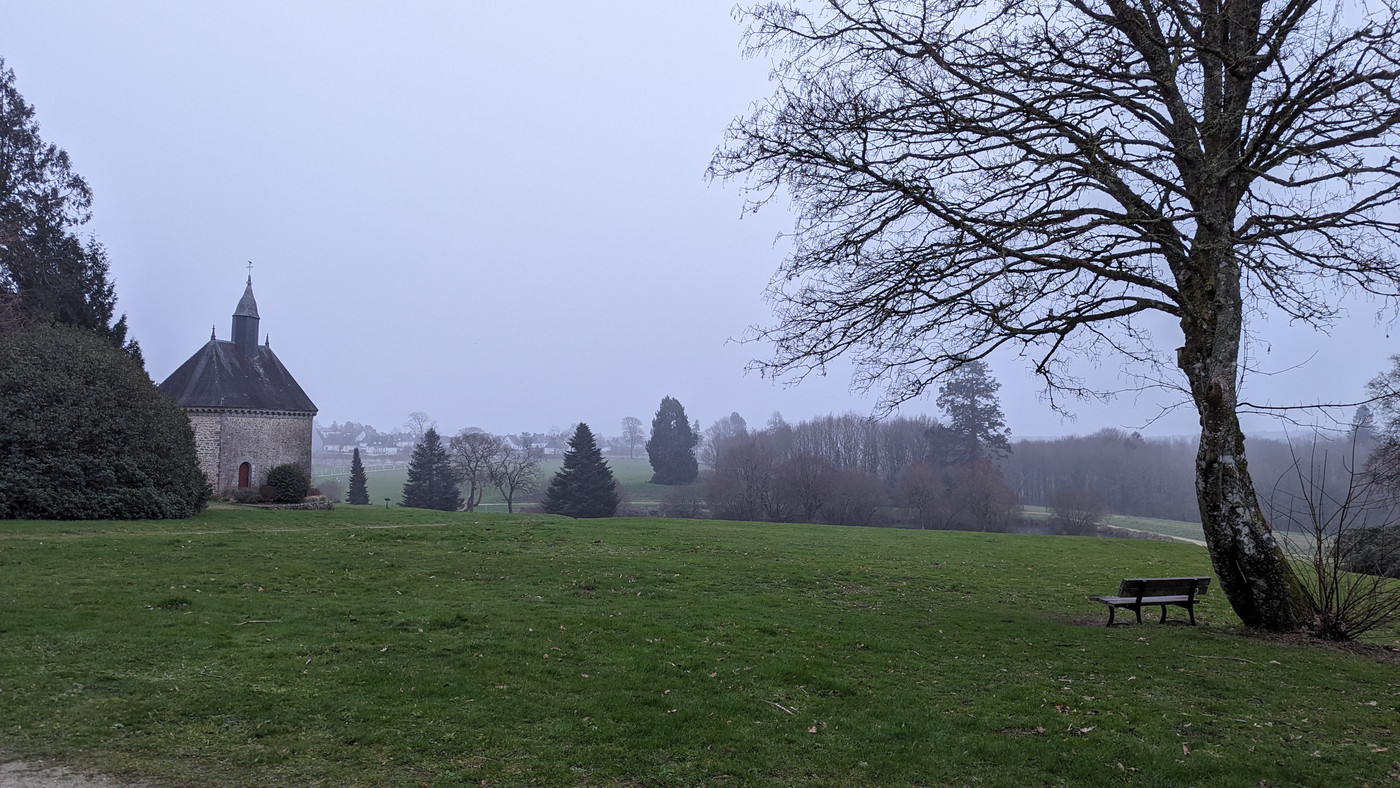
(238, 462), (252, 488)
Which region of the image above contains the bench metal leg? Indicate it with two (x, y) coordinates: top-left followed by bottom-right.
(1159, 604), (1168, 623)
(1134, 605), (1142, 625)
(1187, 604), (1196, 625)
(1105, 607), (1116, 627)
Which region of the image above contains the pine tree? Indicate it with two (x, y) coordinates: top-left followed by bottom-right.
(646, 395), (699, 484)
(400, 428), (459, 510)
(935, 361), (1011, 461)
(348, 447), (370, 505)
(541, 423), (619, 518)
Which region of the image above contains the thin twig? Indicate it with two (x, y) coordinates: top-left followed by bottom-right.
(234, 619), (281, 626)
(1186, 654), (1256, 664)
(766, 701), (796, 715)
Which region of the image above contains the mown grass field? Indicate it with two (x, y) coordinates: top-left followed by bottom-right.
(2, 506), (1397, 786)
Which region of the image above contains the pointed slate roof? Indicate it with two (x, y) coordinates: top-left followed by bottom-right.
(159, 340), (317, 413)
(234, 277), (259, 318)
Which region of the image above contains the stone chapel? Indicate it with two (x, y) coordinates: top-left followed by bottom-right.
(158, 277), (317, 495)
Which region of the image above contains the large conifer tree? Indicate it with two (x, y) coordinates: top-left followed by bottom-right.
(935, 361), (1011, 461)
(347, 447), (370, 505)
(0, 59), (139, 361)
(400, 428), (459, 510)
(541, 423), (619, 518)
(646, 396), (699, 484)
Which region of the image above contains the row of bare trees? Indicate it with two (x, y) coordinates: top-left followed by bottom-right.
(685, 415), (1021, 530)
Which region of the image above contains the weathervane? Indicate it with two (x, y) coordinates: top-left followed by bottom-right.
(246, 260), (254, 281)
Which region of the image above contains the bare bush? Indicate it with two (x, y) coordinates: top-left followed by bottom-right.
(660, 485), (706, 519)
(896, 462), (950, 529)
(1267, 440), (1400, 641)
(822, 469), (886, 527)
(1049, 488), (1108, 536)
(949, 458), (1019, 532)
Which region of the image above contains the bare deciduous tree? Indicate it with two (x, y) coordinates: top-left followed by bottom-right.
(404, 412), (436, 443)
(777, 451), (836, 522)
(620, 416), (645, 460)
(713, 0), (1400, 630)
(897, 461), (950, 529)
(950, 458), (1020, 532)
(1364, 357), (1400, 487)
(449, 429), (500, 512)
(490, 436), (542, 514)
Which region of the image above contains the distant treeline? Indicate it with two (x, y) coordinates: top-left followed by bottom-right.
(1004, 430), (1199, 522)
(1005, 427), (1379, 528)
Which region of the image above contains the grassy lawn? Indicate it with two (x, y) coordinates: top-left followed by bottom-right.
(1105, 514), (1206, 543)
(2, 507), (1397, 786)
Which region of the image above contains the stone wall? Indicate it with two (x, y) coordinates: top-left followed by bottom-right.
(187, 408), (314, 494)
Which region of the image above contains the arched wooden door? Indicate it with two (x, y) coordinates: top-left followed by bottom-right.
(238, 462), (252, 488)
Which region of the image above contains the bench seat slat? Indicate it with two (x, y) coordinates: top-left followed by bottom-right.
(1092, 595), (1196, 605)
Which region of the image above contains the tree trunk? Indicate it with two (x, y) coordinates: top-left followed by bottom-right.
(1179, 253), (1305, 631)
(1193, 391), (1305, 630)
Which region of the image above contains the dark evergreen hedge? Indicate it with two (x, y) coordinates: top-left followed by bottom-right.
(0, 321), (209, 519)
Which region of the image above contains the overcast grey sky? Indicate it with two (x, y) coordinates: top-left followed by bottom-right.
(1, 2), (1392, 440)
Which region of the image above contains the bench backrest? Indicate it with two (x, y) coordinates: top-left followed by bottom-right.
(1117, 576), (1211, 599)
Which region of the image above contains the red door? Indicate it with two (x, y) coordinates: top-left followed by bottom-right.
(238, 462), (252, 488)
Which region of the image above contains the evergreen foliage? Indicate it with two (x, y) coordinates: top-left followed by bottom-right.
(936, 361), (1011, 460)
(646, 395), (699, 484)
(400, 428), (459, 510)
(541, 423), (619, 518)
(0, 321), (208, 519)
(265, 464), (309, 503)
(0, 59), (140, 361)
(347, 447), (370, 505)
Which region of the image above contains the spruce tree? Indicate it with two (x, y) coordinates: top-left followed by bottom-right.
(348, 447), (370, 505)
(646, 396), (699, 484)
(541, 423), (619, 518)
(400, 428), (459, 510)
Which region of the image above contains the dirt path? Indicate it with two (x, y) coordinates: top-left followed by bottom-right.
(0, 756), (151, 788)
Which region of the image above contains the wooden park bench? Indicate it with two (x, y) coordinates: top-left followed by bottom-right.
(1089, 577), (1211, 626)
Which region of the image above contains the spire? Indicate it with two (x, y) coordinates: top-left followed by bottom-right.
(231, 275), (261, 356)
(210, 325), (216, 341)
(234, 275), (259, 319)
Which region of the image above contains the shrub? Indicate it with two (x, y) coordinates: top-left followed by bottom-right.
(660, 485), (706, 519)
(0, 321), (209, 519)
(315, 479), (343, 504)
(230, 488), (262, 504)
(266, 464), (310, 503)
(1049, 487), (1108, 535)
